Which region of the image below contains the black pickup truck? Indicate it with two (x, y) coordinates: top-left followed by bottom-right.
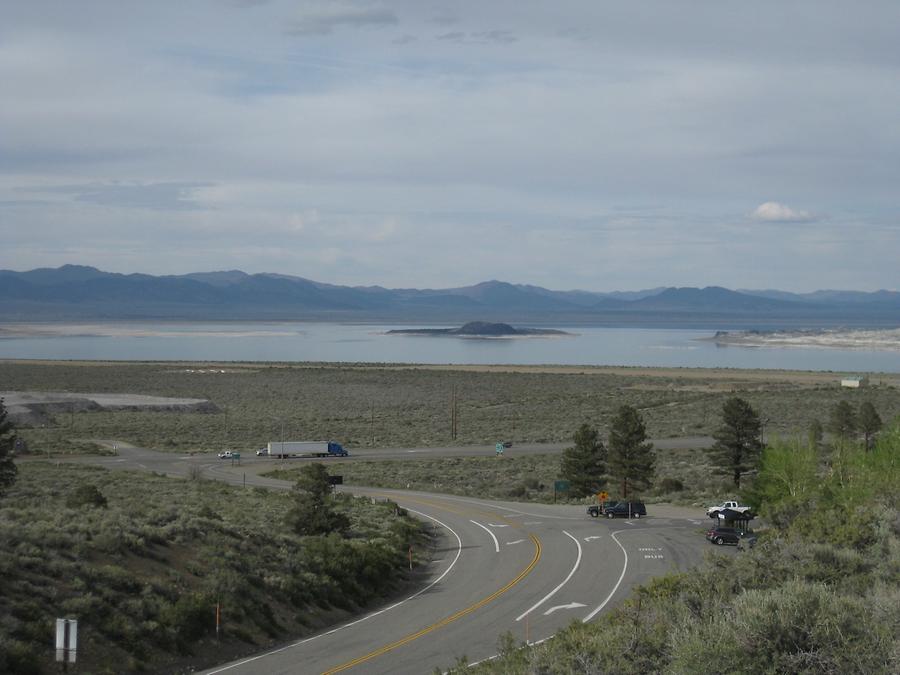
(587, 501), (646, 518)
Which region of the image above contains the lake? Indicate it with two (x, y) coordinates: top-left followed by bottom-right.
(0, 322), (899, 372)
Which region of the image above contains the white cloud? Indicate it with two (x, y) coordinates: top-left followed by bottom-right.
(751, 202), (813, 223)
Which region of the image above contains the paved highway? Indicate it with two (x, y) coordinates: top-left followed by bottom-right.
(74, 444), (715, 674)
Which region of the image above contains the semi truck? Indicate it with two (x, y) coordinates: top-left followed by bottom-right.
(265, 441), (349, 459)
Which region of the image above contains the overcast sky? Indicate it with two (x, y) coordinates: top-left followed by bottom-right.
(2, 1), (899, 292)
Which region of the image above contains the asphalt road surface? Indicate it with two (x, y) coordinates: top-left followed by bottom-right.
(72, 443), (717, 674)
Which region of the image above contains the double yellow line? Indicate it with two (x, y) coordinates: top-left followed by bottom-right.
(322, 496), (542, 674)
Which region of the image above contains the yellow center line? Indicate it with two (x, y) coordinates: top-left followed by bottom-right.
(321, 531), (542, 674)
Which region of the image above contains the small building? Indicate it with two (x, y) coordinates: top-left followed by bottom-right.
(841, 376), (869, 388)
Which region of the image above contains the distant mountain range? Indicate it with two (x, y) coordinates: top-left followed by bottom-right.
(1, 265), (898, 328)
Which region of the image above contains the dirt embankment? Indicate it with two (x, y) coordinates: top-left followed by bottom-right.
(0, 391), (219, 426)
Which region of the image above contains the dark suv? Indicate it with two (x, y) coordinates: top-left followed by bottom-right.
(706, 526), (757, 548)
(603, 501), (646, 519)
(586, 501), (618, 517)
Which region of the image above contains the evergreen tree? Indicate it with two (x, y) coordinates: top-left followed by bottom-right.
(807, 419), (824, 451)
(0, 398), (18, 497)
(286, 463), (349, 536)
(559, 423), (606, 498)
(607, 405), (655, 498)
(827, 400), (857, 444)
(707, 397), (762, 488)
(858, 401), (882, 451)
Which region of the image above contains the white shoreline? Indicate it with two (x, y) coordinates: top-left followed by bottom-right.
(706, 328), (900, 352)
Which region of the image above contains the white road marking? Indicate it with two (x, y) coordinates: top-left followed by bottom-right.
(583, 530), (628, 622)
(487, 523), (509, 528)
(204, 507), (463, 674)
(470, 520), (500, 553)
(522, 521), (543, 525)
(506, 539), (526, 546)
(584, 535), (602, 542)
(543, 602), (586, 616)
(516, 531), (582, 622)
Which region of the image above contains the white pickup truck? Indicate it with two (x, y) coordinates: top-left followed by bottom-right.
(706, 500), (752, 517)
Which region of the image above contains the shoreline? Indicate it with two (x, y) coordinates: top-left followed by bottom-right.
(2, 357), (899, 386)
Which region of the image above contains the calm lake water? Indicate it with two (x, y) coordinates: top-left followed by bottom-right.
(1, 322), (899, 373)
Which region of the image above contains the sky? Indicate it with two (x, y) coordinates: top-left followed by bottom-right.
(1, 0), (899, 292)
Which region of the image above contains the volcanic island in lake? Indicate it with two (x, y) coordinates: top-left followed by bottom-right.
(386, 321), (572, 338)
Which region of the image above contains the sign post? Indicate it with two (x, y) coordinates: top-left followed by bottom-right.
(553, 480), (570, 503)
(55, 617), (77, 666)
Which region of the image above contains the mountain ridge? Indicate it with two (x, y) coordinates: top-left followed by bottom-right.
(1, 265), (898, 327)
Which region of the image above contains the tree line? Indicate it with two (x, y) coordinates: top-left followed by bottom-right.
(560, 395), (885, 499)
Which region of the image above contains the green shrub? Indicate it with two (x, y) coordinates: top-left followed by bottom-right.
(669, 580), (893, 674)
(66, 483), (108, 508)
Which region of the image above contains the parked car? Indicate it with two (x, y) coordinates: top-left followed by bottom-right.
(256, 448), (268, 456)
(706, 500), (753, 518)
(502, 441), (513, 449)
(217, 451), (233, 459)
(586, 500), (618, 517)
(603, 501), (646, 518)
(706, 526), (757, 548)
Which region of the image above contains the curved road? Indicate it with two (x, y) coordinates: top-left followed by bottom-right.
(76, 444), (716, 674)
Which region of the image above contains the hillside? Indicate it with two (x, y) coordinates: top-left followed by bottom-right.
(2, 265), (899, 326)
(0, 464), (429, 674)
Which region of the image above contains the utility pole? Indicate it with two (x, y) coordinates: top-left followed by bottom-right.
(371, 400), (376, 447)
(450, 386), (459, 440)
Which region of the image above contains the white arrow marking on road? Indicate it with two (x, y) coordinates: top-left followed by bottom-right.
(543, 602), (586, 616)
(506, 539), (526, 546)
(488, 523), (509, 528)
(517, 531), (582, 621)
(584, 536), (602, 542)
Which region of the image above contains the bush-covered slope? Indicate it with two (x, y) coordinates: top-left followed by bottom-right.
(0, 463), (429, 674)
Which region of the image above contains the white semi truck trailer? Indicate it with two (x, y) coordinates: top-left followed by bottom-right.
(265, 441), (348, 459)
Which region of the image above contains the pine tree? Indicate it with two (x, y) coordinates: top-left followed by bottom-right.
(0, 398), (18, 497)
(827, 400), (857, 444)
(807, 419), (824, 451)
(858, 401), (882, 451)
(559, 423), (606, 498)
(286, 463), (349, 536)
(707, 397), (762, 488)
(607, 405), (655, 498)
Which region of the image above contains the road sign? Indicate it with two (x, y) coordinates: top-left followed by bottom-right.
(598, 491), (609, 501)
(55, 618), (77, 663)
(554, 480), (570, 492)
(328, 475), (343, 485)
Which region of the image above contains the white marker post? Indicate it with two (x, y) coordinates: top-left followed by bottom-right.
(55, 617), (77, 666)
